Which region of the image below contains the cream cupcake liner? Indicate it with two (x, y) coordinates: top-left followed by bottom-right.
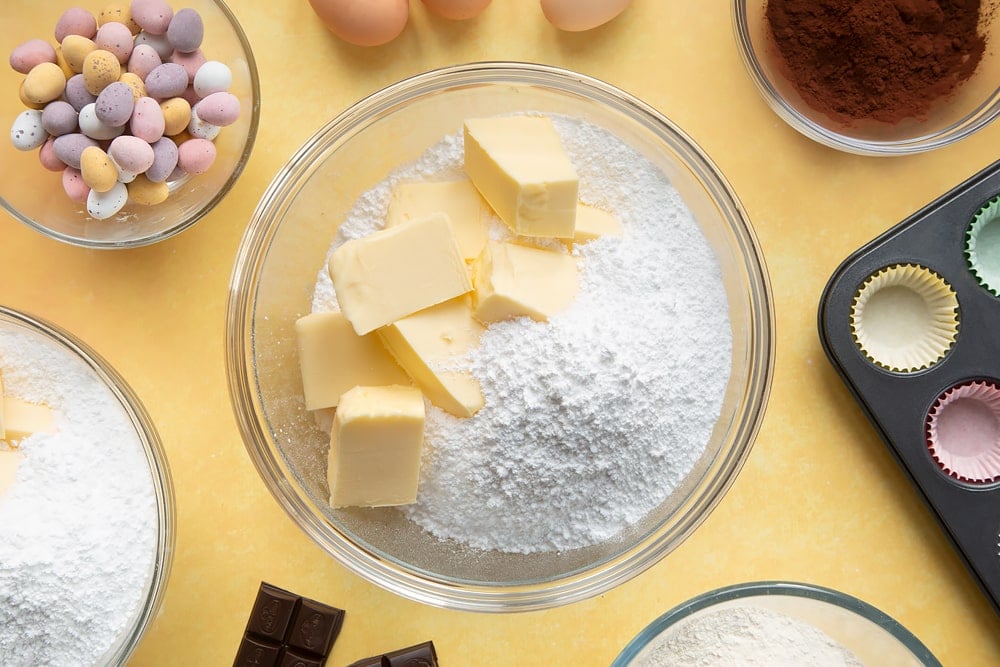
(850, 264), (959, 372)
(965, 195), (1000, 297)
(925, 380), (1000, 484)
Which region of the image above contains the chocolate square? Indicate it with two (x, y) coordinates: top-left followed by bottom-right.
(246, 583), (299, 642)
(234, 636), (283, 667)
(287, 597), (345, 657)
(279, 648), (326, 667)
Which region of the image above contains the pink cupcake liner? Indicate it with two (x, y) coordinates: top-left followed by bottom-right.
(925, 380), (1000, 484)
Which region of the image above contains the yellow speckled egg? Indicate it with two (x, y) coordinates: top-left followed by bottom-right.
(540, 0), (633, 32)
(62, 35), (97, 73)
(119, 72), (146, 100)
(127, 175), (170, 205)
(82, 49), (121, 95)
(81, 145), (119, 193)
(160, 97), (191, 136)
(308, 0), (409, 46)
(422, 0), (491, 19)
(54, 45), (75, 79)
(99, 3), (142, 34)
(18, 80), (46, 110)
(23, 62), (67, 104)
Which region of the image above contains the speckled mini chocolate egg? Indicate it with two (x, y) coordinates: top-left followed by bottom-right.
(167, 8), (204, 53)
(62, 167), (90, 202)
(193, 60), (232, 97)
(95, 81), (135, 126)
(131, 0), (174, 35)
(187, 107), (220, 140)
(23, 62), (67, 105)
(9, 39), (57, 75)
(86, 180), (128, 219)
(80, 145), (119, 192)
(193, 91), (240, 126)
(170, 49), (206, 82)
(133, 30), (173, 60)
(61, 34), (97, 73)
(41, 101), (79, 136)
(54, 45), (75, 79)
(65, 74), (98, 111)
(130, 96), (166, 143)
(98, 3), (141, 34)
(145, 62), (189, 99)
(109, 134), (154, 173)
(39, 136), (64, 171)
(146, 136), (177, 182)
(18, 81), (45, 110)
(10, 110), (48, 152)
(78, 102), (124, 140)
(82, 49), (121, 95)
(55, 7), (98, 42)
(118, 72), (147, 100)
(176, 136), (216, 174)
(94, 21), (134, 63)
(157, 96), (188, 136)
(53, 132), (99, 169)
(127, 174), (169, 205)
(126, 43), (162, 79)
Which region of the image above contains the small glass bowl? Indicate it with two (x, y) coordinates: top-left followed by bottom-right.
(226, 62), (774, 612)
(0, 0), (259, 248)
(0, 305), (174, 664)
(613, 581), (940, 666)
(732, 0), (1000, 155)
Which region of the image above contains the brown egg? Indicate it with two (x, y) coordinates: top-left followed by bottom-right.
(309, 0), (409, 46)
(422, 0), (491, 20)
(540, 0), (633, 32)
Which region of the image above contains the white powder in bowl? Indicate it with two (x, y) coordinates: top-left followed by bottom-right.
(312, 115), (732, 554)
(0, 327), (158, 666)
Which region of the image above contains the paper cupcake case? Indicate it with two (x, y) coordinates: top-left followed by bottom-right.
(819, 159), (1000, 619)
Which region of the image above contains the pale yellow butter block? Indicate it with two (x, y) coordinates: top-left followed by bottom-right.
(472, 242), (579, 324)
(2, 397), (55, 443)
(0, 450), (21, 498)
(463, 115), (579, 239)
(295, 311), (410, 411)
(386, 179), (490, 261)
(378, 296), (485, 418)
(571, 203), (622, 244)
(327, 385), (425, 508)
(328, 213), (472, 335)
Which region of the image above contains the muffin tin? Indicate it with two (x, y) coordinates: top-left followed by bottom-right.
(819, 160), (1000, 617)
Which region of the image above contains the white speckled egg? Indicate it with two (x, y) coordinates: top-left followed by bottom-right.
(193, 60), (232, 97)
(86, 180), (128, 219)
(79, 102), (125, 140)
(10, 110), (48, 151)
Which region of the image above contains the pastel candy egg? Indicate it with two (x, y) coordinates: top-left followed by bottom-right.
(78, 102), (125, 140)
(133, 31), (173, 60)
(55, 7), (98, 41)
(82, 49), (121, 95)
(98, 4), (141, 34)
(146, 137), (178, 182)
(169, 49), (206, 82)
(9, 39), (57, 75)
(115, 164), (138, 183)
(118, 72), (146, 100)
(145, 62), (188, 99)
(61, 35), (96, 73)
(130, 96), (166, 142)
(193, 60), (232, 97)
(65, 74), (97, 111)
(94, 21), (134, 63)
(127, 174), (169, 205)
(87, 180), (128, 219)
(23, 62), (67, 104)
(176, 137), (215, 174)
(194, 92), (240, 127)
(81, 145), (119, 192)
(18, 81), (46, 110)
(159, 96), (190, 136)
(95, 81), (135, 126)
(39, 137), (64, 171)
(109, 135), (154, 173)
(54, 46), (75, 79)
(131, 0), (174, 35)
(41, 101), (79, 136)
(166, 8), (204, 53)
(187, 107), (220, 140)
(127, 43), (162, 79)
(62, 167), (90, 202)
(10, 110), (47, 151)
(53, 133), (99, 168)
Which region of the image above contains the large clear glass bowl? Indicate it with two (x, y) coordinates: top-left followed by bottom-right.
(226, 62), (774, 612)
(0, 0), (259, 248)
(0, 305), (174, 664)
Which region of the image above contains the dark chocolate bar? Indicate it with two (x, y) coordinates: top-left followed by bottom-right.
(346, 640), (438, 667)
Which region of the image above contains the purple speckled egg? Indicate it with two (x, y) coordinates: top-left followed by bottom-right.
(94, 21), (134, 64)
(109, 135), (155, 173)
(55, 7), (98, 42)
(176, 137), (215, 175)
(194, 92), (240, 127)
(166, 8), (204, 53)
(144, 62), (188, 99)
(9, 39), (57, 75)
(131, 0), (174, 35)
(54, 133), (99, 169)
(62, 167), (90, 202)
(41, 101), (79, 136)
(95, 81), (135, 127)
(65, 74), (97, 111)
(129, 96), (165, 143)
(146, 136), (178, 182)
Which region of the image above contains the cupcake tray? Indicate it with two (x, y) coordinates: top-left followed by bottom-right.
(818, 159), (1000, 618)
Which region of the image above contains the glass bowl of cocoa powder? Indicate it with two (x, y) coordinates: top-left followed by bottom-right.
(733, 0), (1000, 155)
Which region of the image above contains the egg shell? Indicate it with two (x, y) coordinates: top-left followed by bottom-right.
(18, 81), (46, 110)
(78, 102), (125, 140)
(167, 8), (204, 53)
(95, 21), (134, 63)
(127, 174), (170, 205)
(540, 0), (633, 31)
(41, 101), (79, 136)
(176, 137), (215, 174)
(55, 7), (98, 42)
(146, 136), (178, 182)
(10, 110), (48, 151)
(65, 74), (98, 111)
(192, 60), (232, 97)
(118, 72), (147, 100)
(23, 62), (67, 105)
(81, 145), (119, 192)
(53, 133), (99, 168)
(421, 0), (492, 20)
(127, 43), (162, 79)
(193, 92), (240, 126)
(170, 49), (206, 82)
(87, 180), (128, 219)
(158, 96), (190, 136)
(309, 0), (410, 47)
(131, 0), (174, 35)
(145, 62), (189, 99)
(62, 167), (90, 202)
(95, 81), (135, 126)
(108, 134), (155, 173)
(187, 107), (220, 140)
(134, 30), (173, 60)
(9, 39), (57, 75)
(82, 49), (121, 95)
(39, 136), (64, 171)
(99, 4), (141, 34)
(61, 34), (96, 73)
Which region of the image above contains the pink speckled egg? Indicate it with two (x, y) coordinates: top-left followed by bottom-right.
(129, 96), (166, 143)
(9, 39), (57, 75)
(193, 91), (240, 126)
(62, 167), (91, 202)
(176, 137), (215, 174)
(55, 7), (98, 42)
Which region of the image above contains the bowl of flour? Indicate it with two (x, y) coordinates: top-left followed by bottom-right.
(226, 62), (774, 611)
(613, 581), (940, 666)
(0, 306), (174, 665)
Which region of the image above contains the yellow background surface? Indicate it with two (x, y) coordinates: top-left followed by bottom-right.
(3, 1), (1000, 665)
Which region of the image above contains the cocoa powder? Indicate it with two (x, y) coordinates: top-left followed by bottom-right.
(765, 0), (987, 123)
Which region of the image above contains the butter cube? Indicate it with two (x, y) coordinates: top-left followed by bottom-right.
(571, 203), (622, 245)
(378, 297), (485, 418)
(463, 115), (578, 239)
(328, 213), (472, 335)
(386, 179), (490, 261)
(0, 450), (20, 498)
(472, 242), (579, 324)
(2, 397), (55, 443)
(295, 311), (410, 411)
(328, 385), (425, 508)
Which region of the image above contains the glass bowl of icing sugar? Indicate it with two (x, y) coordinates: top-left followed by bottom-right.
(226, 62), (774, 612)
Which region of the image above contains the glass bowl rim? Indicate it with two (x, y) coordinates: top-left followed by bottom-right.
(612, 580), (941, 666)
(0, 0), (261, 250)
(226, 60), (775, 612)
(731, 0), (1000, 156)
(0, 304), (175, 664)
